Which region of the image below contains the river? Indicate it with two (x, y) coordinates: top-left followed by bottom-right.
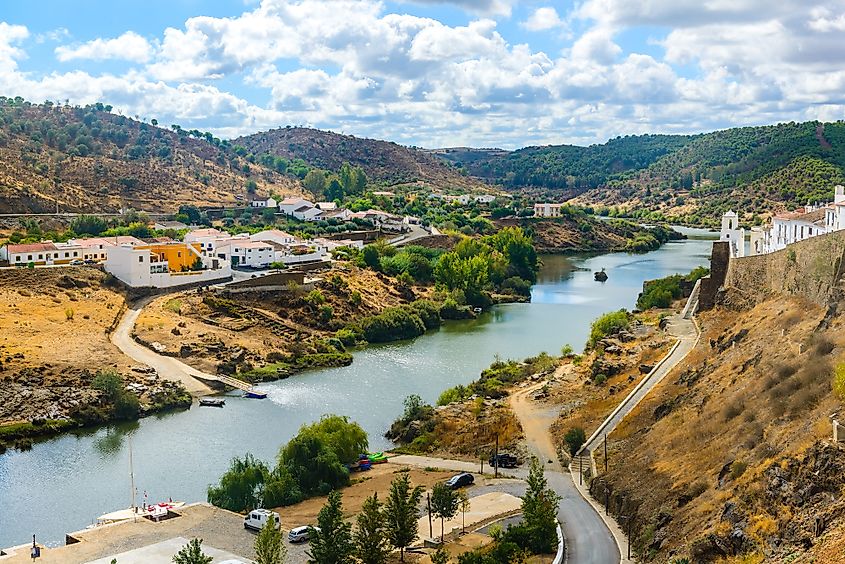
(0, 227), (716, 548)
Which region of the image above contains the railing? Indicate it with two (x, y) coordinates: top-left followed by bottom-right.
(214, 374), (255, 393)
(552, 522), (565, 564)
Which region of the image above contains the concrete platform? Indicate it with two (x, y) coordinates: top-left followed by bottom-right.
(86, 537), (248, 564)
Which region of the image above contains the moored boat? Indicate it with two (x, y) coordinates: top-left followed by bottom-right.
(243, 390), (267, 399)
(199, 398), (225, 407)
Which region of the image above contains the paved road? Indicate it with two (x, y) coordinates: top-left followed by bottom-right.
(509, 384), (621, 564)
(111, 298), (214, 396)
(391, 224), (433, 246)
(583, 314), (699, 452)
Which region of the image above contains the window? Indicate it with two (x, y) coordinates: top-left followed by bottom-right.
(15, 256), (21, 262)
(38, 254), (43, 260)
(177, 252), (182, 258)
(64, 252), (69, 258)
(139, 256), (144, 263)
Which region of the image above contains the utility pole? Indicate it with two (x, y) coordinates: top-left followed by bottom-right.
(579, 456), (582, 485)
(427, 492), (433, 539)
(494, 434), (499, 478)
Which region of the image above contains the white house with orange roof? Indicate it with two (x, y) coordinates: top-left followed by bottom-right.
(105, 241), (230, 288)
(0, 241), (84, 266)
(70, 236), (145, 262)
(184, 228), (229, 257)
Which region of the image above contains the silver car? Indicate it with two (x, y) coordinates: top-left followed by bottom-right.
(288, 525), (319, 543)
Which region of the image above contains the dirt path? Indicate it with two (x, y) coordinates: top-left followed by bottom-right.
(509, 382), (621, 564)
(111, 297), (214, 396)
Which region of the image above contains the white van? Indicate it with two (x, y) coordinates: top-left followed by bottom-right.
(243, 508), (281, 531)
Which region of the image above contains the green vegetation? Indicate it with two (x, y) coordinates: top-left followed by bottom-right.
(359, 307), (426, 343)
(564, 427), (586, 457)
(384, 473), (425, 562)
(172, 538), (213, 564)
(430, 481), (460, 542)
(637, 266), (710, 310)
(587, 309), (630, 349)
(208, 415), (366, 512)
(308, 491), (354, 564)
(354, 493), (392, 564)
(92, 370), (140, 420)
(255, 511), (287, 564)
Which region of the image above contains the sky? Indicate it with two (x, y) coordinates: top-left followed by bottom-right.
(1, 0), (845, 149)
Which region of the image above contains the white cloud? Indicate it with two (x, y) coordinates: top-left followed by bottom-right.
(404, 0), (515, 17)
(521, 7), (565, 32)
(0, 23), (29, 73)
(55, 31), (153, 63)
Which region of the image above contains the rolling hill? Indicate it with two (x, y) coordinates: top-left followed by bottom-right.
(438, 121), (845, 225)
(0, 98), (303, 214)
(233, 126), (487, 192)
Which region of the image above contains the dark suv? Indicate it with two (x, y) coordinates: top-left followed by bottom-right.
(489, 453), (519, 468)
(445, 472), (475, 489)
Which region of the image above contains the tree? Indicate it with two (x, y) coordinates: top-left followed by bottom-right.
(431, 482), (460, 542)
(303, 169), (327, 195)
(279, 433), (349, 496)
(255, 512), (286, 564)
(458, 490), (471, 534)
(384, 473), (424, 562)
(207, 453), (269, 512)
(354, 493), (391, 564)
(296, 414), (369, 464)
(71, 214), (107, 236)
(308, 491), (354, 564)
(520, 458), (561, 554)
(172, 538), (213, 564)
(563, 427), (586, 457)
(362, 245), (381, 270)
(431, 546), (451, 564)
(324, 176), (344, 201)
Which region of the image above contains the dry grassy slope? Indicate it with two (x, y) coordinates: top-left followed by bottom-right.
(0, 105), (303, 213)
(135, 265), (426, 374)
(234, 127), (487, 191)
(496, 216), (659, 253)
(598, 296), (845, 562)
(0, 267), (141, 424)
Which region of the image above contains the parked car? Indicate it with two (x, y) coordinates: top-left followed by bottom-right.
(244, 509), (280, 532)
(489, 453), (519, 468)
(83, 259), (98, 265)
(445, 472), (475, 489)
(69, 259), (84, 266)
(288, 525), (319, 543)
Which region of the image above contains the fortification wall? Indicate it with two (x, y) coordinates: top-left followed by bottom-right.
(722, 229), (845, 306)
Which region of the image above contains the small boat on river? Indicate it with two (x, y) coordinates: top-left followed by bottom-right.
(243, 390), (267, 399)
(199, 398), (225, 407)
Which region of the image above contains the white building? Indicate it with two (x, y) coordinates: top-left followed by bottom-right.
(720, 211), (746, 258)
(316, 202), (337, 211)
(0, 241), (84, 266)
(105, 242), (230, 288)
(473, 194), (496, 204)
(216, 239), (275, 268)
(71, 236), (145, 262)
(534, 203), (564, 217)
(279, 197), (323, 220)
(184, 228), (229, 257)
(250, 229), (296, 246)
(250, 197), (278, 208)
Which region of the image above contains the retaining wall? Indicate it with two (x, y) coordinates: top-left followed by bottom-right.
(723, 229), (845, 306)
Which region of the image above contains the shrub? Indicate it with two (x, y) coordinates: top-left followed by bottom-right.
(335, 328), (360, 346)
(834, 363), (845, 400)
(564, 427), (586, 457)
(319, 305), (334, 322)
(359, 307), (425, 343)
(437, 385), (469, 406)
(587, 309), (630, 349)
(500, 276), (532, 297)
(349, 291), (362, 306)
(408, 300), (441, 330)
(305, 289), (326, 307)
(396, 271), (415, 287)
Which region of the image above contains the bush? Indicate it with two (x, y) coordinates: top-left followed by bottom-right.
(564, 427), (586, 457)
(349, 291), (362, 306)
(305, 289), (326, 307)
(500, 276), (532, 297)
(437, 385), (469, 406)
(360, 307), (426, 343)
(834, 363), (845, 400)
(439, 297), (473, 320)
(335, 328), (360, 346)
(587, 309), (630, 349)
(408, 300), (442, 330)
(319, 305), (334, 322)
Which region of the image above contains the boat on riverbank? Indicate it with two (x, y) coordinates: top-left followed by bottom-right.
(199, 398), (225, 407)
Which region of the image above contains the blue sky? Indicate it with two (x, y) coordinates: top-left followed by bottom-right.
(1, 0), (844, 148)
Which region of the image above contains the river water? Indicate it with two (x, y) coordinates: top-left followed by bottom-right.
(0, 227), (716, 548)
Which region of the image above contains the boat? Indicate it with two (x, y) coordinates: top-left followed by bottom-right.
(199, 398), (225, 407)
(594, 268), (608, 282)
(243, 390), (267, 399)
(367, 452), (388, 464)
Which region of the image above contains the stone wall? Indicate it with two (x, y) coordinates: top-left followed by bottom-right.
(698, 241), (729, 311)
(722, 229), (845, 306)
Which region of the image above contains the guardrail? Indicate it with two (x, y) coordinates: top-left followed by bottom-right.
(552, 522), (565, 564)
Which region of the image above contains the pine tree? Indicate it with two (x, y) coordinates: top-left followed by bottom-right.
(255, 514), (286, 564)
(307, 491), (354, 564)
(171, 538), (213, 564)
(354, 492), (391, 564)
(384, 473), (424, 562)
(521, 458), (561, 554)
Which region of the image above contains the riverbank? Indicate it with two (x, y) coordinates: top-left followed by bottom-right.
(0, 233), (718, 549)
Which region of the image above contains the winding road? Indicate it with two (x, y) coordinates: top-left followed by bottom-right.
(111, 297), (215, 396)
(509, 382), (622, 564)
